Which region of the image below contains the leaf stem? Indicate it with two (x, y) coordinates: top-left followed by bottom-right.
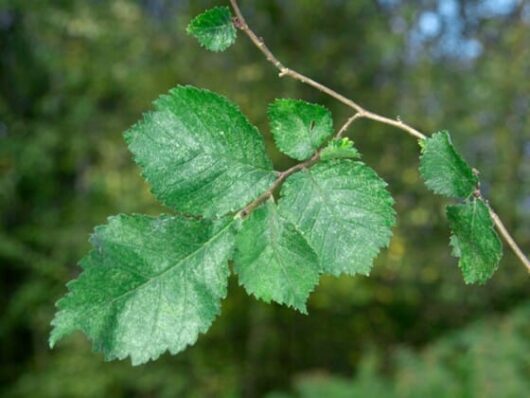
(238, 151), (320, 218)
(337, 113), (363, 138)
(229, 0), (530, 271)
(238, 112), (362, 218)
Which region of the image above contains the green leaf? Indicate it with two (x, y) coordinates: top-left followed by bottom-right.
(320, 137), (361, 161)
(234, 199), (320, 313)
(186, 6), (237, 52)
(268, 99), (334, 161)
(419, 131), (478, 198)
(50, 214), (235, 365)
(447, 199), (503, 284)
(125, 86), (276, 217)
(278, 160), (395, 276)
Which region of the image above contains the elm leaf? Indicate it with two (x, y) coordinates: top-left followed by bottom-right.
(268, 99), (334, 161)
(187, 6), (237, 52)
(125, 86), (276, 218)
(50, 214), (235, 365)
(234, 199), (320, 313)
(419, 131), (478, 198)
(320, 137), (361, 161)
(278, 160), (396, 276)
(447, 199), (503, 284)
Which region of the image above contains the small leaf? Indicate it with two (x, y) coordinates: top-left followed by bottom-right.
(234, 199), (320, 313)
(278, 160), (396, 276)
(50, 214), (235, 365)
(187, 6), (237, 52)
(125, 86), (276, 217)
(419, 131), (478, 198)
(268, 99), (334, 161)
(447, 199), (503, 284)
(320, 137), (361, 161)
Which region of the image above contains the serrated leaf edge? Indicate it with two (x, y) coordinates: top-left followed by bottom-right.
(279, 159), (396, 277)
(124, 85), (276, 218)
(446, 198), (503, 285)
(50, 213), (236, 365)
(234, 200), (321, 314)
(419, 130), (478, 199)
(186, 6), (237, 53)
(267, 98), (334, 161)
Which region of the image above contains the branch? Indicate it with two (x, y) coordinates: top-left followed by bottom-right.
(488, 206), (530, 272)
(237, 152), (318, 218)
(238, 112), (363, 218)
(230, 0), (425, 140)
(337, 113), (363, 138)
(229, 0), (530, 272)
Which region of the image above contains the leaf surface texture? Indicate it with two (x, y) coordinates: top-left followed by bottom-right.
(126, 86), (276, 217)
(234, 200), (320, 313)
(50, 214), (235, 365)
(187, 6), (237, 52)
(420, 131), (478, 198)
(447, 199), (503, 284)
(268, 99), (334, 161)
(278, 160), (395, 276)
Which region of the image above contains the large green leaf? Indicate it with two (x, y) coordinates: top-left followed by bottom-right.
(186, 6), (237, 52)
(447, 199), (503, 284)
(278, 160), (395, 276)
(125, 86), (276, 217)
(419, 131), (478, 198)
(268, 99), (334, 161)
(50, 214), (235, 365)
(234, 199), (320, 313)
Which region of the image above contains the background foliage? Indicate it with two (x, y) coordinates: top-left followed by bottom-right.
(1, 0), (529, 396)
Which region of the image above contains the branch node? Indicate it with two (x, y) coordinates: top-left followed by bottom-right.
(232, 16), (244, 29)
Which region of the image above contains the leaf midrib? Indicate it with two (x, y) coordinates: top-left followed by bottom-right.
(82, 220), (234, 315)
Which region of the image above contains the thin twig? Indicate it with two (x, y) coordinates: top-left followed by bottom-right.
(239, 113), (363, 218)
(229, 0), (425, 140)
(488, 207), (530, 272)
(238, 152), (320, 218)
(229, 0), (529, 271)
(337, 113), (363, 138)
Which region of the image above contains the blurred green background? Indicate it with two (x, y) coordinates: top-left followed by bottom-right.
(1, 0), (529, 397)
